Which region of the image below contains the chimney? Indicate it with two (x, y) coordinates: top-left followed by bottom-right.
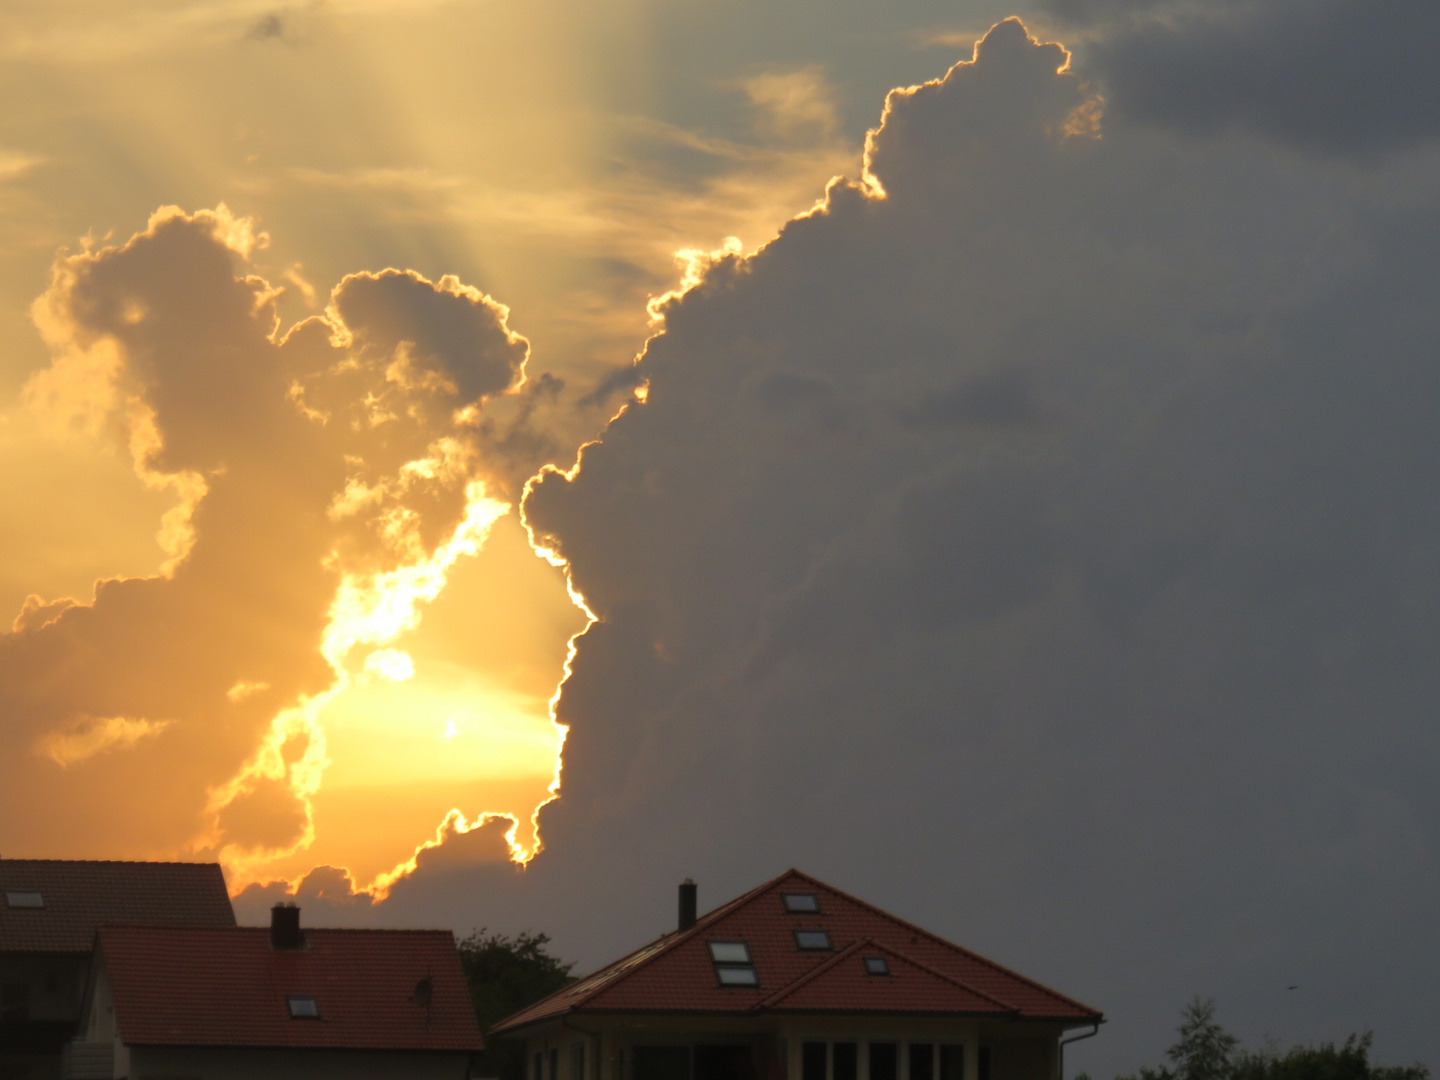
(678, 879), (697, 932)
(271, 903), (304, 950)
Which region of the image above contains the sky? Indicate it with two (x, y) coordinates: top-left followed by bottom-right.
(2, 0), (1439, 1074)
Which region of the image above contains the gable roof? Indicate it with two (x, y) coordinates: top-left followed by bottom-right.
(0, 859), (235, 953)
(494, 870), (1101, 1033)
(96, 925), (482, 1053)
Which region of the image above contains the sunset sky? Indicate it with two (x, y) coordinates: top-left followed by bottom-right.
(3, 0), (1439, 1075)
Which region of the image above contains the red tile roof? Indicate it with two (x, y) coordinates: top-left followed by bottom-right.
(494, 870), (1100, 1032)
(98, 925), (482, 1052)
(0, 859), (234, 953)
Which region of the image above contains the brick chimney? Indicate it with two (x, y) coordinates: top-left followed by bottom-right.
(271, 903), (304, 950)
(678, 879), (697, 932)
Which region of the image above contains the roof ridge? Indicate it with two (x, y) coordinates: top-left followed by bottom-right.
(797, 872), (1099, 1018)
(751, 937), (868, 1010)
(99, 924), (455, 936)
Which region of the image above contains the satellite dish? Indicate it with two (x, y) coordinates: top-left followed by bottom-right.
(412, 977), (433, 1007)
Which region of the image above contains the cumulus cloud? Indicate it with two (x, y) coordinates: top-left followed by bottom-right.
(1046, 0), (1440, 156)
(1, 205), (563, 884)
(509, 16), (1440, 1069)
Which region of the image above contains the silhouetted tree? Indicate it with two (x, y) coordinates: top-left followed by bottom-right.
(1098, 999), (1427, 1080)
(458, 929), (576, 1080)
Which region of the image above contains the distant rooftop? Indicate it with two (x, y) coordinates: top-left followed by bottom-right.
(97, 925), (482, 1052)
(0, 858), (235, 953)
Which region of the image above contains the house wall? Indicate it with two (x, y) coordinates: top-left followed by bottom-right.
(513, 1016), (1064, 1080)
(125, 1046), (472, 1080)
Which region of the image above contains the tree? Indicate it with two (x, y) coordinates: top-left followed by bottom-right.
(458, 929), (576, 1080)
(1108, 999), (1428, 1080)
(1170, 998), (1240, 1080)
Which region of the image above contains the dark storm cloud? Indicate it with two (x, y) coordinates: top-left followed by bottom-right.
(514, 17), (1440, 1071)
(1051, 0), (1440, 155)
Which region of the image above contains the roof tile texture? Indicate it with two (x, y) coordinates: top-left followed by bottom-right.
(0, 859), (235, 953)
(497, 870), (1100, 1031)
(99, 925), (482, 1052)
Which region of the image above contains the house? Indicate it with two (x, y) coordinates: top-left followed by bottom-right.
(0, 858), (236, 1080)
(63, 903), (483, 1080)
(492, 871), (1101, 1080)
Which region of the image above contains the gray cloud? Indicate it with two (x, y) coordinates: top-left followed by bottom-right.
(1050, 0), (1440, 156)
(503, 16), (1440, 1073)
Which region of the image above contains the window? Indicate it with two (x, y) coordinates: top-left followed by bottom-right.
(1, 983), (27, 1023)
(707, 941), (758, 986)
(909, 1043), (934, 1080)
(793, 929), (831, 951)
(572, 1042), (586, 1080)
(715, 966), (759, 986)
(707, 942), (750, 964)
(939, 1046), (965, 1080)
(287, 995), (319, 1019)
(5, 891), (43, 909)
(781, 892), (819, 913)
(634, 1046), (691, 1080)
(863, 956), (890, 976)
(870, 1044), (899, 1080)
(551, 1047), (560, 1080)
(833, 1044), (857, 1080)
(802, 1043), (827, 1080)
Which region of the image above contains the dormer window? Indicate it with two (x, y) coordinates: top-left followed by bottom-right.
(794, 929), (832, 951)
(5, 891), (43, 909)
(287, 995), (320, 1019)
(863, 956), (891, 976)
(707, 941), (758, 986)
(781, 892), (819, 913)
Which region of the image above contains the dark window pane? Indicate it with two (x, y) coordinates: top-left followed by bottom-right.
(870, 1044), (899, 1080)
(834, 1044), (858, 1080)
(696, 1045), (757, 1080)
(909, 1044), (934, 1080)
(782, 893), (820, 913)
(636, 1047), (691, 1080)
(574, 1044), (587, 1080)
(1, 983), (27, 1023)
(535, 1052), (543, 1080)
(939, 1046), (964, 1080)
(803, 1042), (828, 1080)
(551, 1048), (560, 1080)
(978, 1048), (991, 1080)
(794, 930), (832, 951)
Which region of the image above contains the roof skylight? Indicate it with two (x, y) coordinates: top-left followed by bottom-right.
(863, 956), (891, 976)
(781, 892), (819, 913)
(707, 941), (758, 987)
(794, 929), (832, 951)
(287, 995), (320, 1019)
(716, 966), (760, 986)
(5, 891), (43, 909)
(707, 941), (751, 964)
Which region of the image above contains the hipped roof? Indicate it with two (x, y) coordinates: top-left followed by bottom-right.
(494, 870), (1101, 1033)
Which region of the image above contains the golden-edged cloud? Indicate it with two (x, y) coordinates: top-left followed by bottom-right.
(1, 204), (583, 892)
